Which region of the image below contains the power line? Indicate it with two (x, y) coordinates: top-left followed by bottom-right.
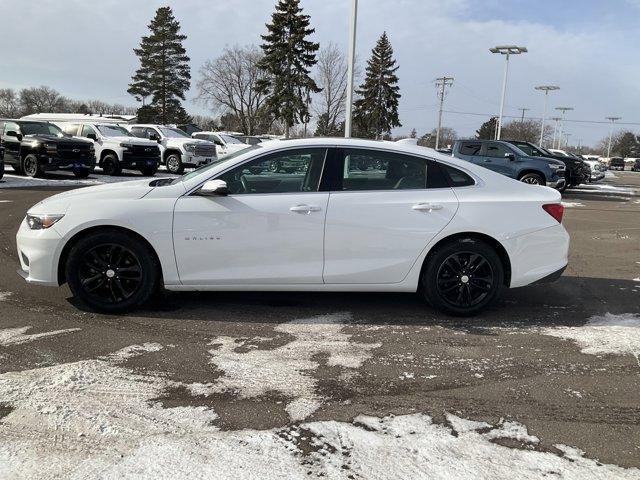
(434, 76), (454, 150)
(440, 109), (640, 126)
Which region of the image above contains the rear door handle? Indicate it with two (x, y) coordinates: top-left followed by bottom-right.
(412, 203), (443, 212)
(290, 204), (321, 214)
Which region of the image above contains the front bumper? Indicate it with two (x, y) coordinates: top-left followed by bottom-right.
(182, 153), (216, 168)
(15, 217), (63, 286)
(39, 154), (95, 171)
(121, 154), (160, 170)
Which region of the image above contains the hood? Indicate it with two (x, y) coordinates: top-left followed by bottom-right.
(25, 135), (93, 146)
(110, 136), (157, 146)
(28, 178), (154, 215)
(528, 155), (566, 167)
(167, 137), (213, 146)
(227, 143), (251, 151)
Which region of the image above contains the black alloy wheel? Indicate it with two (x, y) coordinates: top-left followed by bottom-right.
(102, 154), (122, 176)
(66, 230), (159, 312)
(22, 154), (41, 178)
(436, 252), (494, 309)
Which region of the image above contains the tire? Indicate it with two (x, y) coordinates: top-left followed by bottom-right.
(421, 238), (504, 316)
(518, 172), (545, 185)
(65, 229), (159, 313)
(73, 168), (90, 178)
(166, 153), (184, 174)
(102, 154), (122, 176)
(140, 165), (158, 176)
(22, 154), (42, 178)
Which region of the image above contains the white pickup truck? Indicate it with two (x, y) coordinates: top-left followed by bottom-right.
(191, 131), (250, 158)
(60, 122), (161, 176)
(128, 124), (217, 174)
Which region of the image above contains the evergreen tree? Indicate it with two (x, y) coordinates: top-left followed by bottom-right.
(476, 117), (497, 139)
(257, 0), (320, 138)
(352, 32), (401, 139)
(128, 7), (191, 124)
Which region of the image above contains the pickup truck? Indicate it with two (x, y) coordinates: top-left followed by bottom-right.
(128, 124), (217, 174)
(60, 122), (160, 176)
(191, 131), (251, 158)
(0, 120), (94, 178)
(452, 139), (566, 190)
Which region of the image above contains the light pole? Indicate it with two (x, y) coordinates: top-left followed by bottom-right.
(534, 85), (559, 147)
(344, 0), (358, 138)
(563, 133), (571, 150)
(490, 45), (527, 140)
(606, 116), (621, 157)
(555, 107), (573, 149)
(551, 117), (561, 148)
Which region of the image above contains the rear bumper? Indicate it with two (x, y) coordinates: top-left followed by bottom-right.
(505, 223), (570, 288)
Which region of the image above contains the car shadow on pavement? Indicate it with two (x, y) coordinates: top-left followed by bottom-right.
(95, 275), (640, 332)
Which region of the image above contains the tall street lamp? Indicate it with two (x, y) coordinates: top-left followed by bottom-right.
(344, 0), (358, 138)
(554, 107), (573, 149)
(551, 116), (561, 148)
(534, 85), (559, 147)
(490, 45), (527, 140)
(606, 116), (621, 157)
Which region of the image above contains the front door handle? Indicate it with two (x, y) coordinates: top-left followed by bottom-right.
(412, 203), (443, 212)
(290, 204), (321, 214)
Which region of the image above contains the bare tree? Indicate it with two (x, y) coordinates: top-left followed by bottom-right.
(197, 45), (270, 135)
(19, 86), (67, 115)
(0, 88), (21, 117)
(419, 127), (457, 148)
(313, 43), (353, 136)
(501, 119), (553, 144)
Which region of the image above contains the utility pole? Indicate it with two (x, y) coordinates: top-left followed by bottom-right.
(555, 107), (573, 150)
(576, 138), (582, 154)
(344, 0), (358, 138)
(534, 85), (559, 147)
(518, 107), (529, 122)
(434, 76), (454, 150)
(490, 45), (527, 140)
(564, 133), (571, 150)
(551, 117), (561, 149)
(606, 116), (621, 157)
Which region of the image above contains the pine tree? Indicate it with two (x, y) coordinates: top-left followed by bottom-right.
(476, 117), (498, 139)
(257, 0), (320, 139)
(352, 32), (401, 139)
(128, 7), (191, 124)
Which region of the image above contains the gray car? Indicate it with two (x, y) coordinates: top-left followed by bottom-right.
(452, 140), (566, 190)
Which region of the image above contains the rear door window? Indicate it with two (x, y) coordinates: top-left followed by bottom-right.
(459, 142), (483, 156)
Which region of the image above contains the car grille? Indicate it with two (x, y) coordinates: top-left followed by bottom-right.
(57, 144), (93, 159)
(193, 144), (216, 157)
(127, 145), (160, 157)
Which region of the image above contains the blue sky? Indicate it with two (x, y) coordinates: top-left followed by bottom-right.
(1, 0), (639, 147)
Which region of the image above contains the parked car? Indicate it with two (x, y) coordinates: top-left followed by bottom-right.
(631, 159), (640, 172)
(16, 138), (569, 317)
(502, 140), (590, 189)
(609, 157), (625, 171)
(191, 131), (251, 157)
(128, 124), (216, 174)
(0, 120), (94, 178)
(577, 156), (606, 182)
(60, 123), (160, 176)
(235, 135), (265, 146)
(452, 140), (566, 190)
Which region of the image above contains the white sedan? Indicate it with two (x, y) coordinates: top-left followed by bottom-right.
(16, 138), (569, 316)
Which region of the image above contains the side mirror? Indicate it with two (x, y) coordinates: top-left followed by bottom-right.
(6, 131), (20, 140)
(198, 179), (228, 196)
(504, 152), (515, 161)
(87, 133), (97, 141)
(149, 133), (160, 142)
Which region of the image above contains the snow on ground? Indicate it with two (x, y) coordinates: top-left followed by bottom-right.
(1, 332), (640, 478)
(561, 202), (584, 208)
(0, 170), (178, 189)
(0, 292), (12, 302)
(0, 325), (80, 346)
(541, 313), (640, 366)
(189, 312), (381, 421)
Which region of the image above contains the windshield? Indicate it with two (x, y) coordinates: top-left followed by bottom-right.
(97, 125), (132, 137)
(159, 127), (189, 138)
(19, 122), (63, 137)
(176, 144), (262, 183)
(221, 134), (243, 144)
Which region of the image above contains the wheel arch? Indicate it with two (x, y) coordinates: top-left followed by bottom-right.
(517, 169), (546, 184)
(418, 232), (512, 290)
(100, 149), (119, 163)
(163, 149), (182, 162)
(57, 225), (163, 286)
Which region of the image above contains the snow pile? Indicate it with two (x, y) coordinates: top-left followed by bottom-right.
(542, 313), (640, 365)
(561, 202), (584, 208)
(0, 326), (80, 346)
(190, 313), (381, 421)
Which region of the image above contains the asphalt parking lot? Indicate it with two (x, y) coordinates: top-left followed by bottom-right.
(0, 170), (639, 477)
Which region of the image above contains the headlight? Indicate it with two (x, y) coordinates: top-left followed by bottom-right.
(549, 164), (564, 170)
(120, 143), (135, 150)
(44, 142), (57, 153)
(26, 214), (64, 230)
(184, 143), (197, 153)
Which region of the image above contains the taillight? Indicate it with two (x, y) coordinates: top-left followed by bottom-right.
(543, 203), (564, 223)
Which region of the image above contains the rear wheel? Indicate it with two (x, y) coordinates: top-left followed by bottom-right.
(102, 154), (122, 176)
(519, 172), (545, 185)
(65, 230), (159, 313)
(166, 153), (184, 174)
(421, 238), (503, 316)
(22, 154), (42, 178)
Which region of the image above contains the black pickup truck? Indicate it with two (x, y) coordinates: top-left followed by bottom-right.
(0, 120), (95, 178)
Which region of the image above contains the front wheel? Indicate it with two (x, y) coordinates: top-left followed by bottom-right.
(66, 230), (159, 313)
(421, 238), (504, 316)
(102, 154), (122, 176)
(22, 154), (43, 178)
(166, 154), (184, 174)
(140, 165), (158, 176)
(519, 172), (545, 185)
(73, 168), (90, 178)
